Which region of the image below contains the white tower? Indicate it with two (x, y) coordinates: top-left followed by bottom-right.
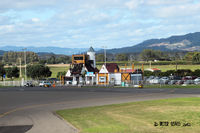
(87, 47), (96, 68)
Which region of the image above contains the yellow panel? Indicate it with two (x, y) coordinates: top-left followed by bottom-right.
(72, 54), (85, 64)
(98, 73), (109, 85)
(121, 73), (130, 81)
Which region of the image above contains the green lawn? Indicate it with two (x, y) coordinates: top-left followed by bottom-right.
(49, 66), (69, 78)
(57, 97), (200, 133)
(119, 64), (200, 72)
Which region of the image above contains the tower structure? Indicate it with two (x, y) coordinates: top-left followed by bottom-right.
(87, 46), (96, 68)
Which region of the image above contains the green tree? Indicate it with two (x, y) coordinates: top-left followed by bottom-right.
(192, 69), (200, 77)
(0, 63), (6, 81)
(192, 53), (200, 64)
(140, 49), (167, 62)
(47, 56), (56, 64)
(6, 66), (19, 80)
(140, 49), (154, 62)
(184, 52), (195, 61)
(116, 54), (128, 61)
(3, 51), (39, 65)
(27, 64), (52, 79)
(39, 59), (46, 65)
(96, 54), (104, 62)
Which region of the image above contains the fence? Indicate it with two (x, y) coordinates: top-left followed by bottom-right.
(0, 81), (22, 86)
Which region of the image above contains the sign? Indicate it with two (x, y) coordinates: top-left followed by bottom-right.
(99, 76), (106, 82)
(86, 72), (94, 76)
(3, 74), (6, 79)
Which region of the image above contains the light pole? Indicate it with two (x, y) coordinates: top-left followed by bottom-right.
(23, 48), (27, 82)
(19, 58), (22, 78)
(102, 46), (107, 86)
(104, 46), (107, 65)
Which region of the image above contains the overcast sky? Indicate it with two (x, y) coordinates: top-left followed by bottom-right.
(0, 0), (200, 48)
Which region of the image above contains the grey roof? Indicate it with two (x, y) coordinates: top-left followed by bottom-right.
(88, 47), (95, 52)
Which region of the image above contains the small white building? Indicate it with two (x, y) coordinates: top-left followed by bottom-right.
(97, 63), (121, 85)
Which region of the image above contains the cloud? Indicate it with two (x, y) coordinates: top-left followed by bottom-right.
(154, 2), (200, 18)
(0, 0), (200, 48)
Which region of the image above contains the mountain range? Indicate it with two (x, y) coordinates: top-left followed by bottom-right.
(0, 32), (200, 55)
(0, 46), (101, 55)
(105, 32), (200, 54)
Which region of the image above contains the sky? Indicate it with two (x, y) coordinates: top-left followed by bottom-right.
(0, 0), (200, 49)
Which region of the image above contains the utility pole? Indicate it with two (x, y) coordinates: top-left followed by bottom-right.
(104, 46), (107, 65)
(23, 48), (27, 82)
(103, 46), (107, 86)
(19, 58), (22, 78)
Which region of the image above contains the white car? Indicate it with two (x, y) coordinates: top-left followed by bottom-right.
(194, 77), (200, 82)
(39, 81), (51, 87)
(160, 77), (169, 84)
(149, 77), (160, 84)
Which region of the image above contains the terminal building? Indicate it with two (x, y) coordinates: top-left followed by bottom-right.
(65, 47), (144, 86)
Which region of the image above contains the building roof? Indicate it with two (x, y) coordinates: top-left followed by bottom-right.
(71, 62), (99, 75)
(145, 68), (161, 72)
(121, 68), (134, 73)
(88, 47), (95, 52)
(85, 61), (99, 73)
(105, 63), (119, 73)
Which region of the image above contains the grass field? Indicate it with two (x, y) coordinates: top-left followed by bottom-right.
(119, 64), (200, 72)
(57, 97), (200, 133)
(49, 66), (69, 78)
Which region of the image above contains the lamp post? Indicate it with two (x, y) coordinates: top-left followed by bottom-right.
(102, 46), (107, 86)
(23, 48), (27, 82)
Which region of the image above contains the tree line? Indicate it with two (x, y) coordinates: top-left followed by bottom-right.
(1, 51), (71, 65)
(96, 49), (200, 64)
(0, 63), (52, 81)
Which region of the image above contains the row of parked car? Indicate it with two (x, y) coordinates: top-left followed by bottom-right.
(23, 79), (57, 87)
(145, 76), (200, 85)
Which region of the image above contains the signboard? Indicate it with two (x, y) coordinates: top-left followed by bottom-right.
(99, 76), (106, 82)
(131, 74), (142, 85)
(86, 72), (94, 76)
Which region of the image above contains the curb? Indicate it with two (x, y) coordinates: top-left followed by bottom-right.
(53, 112), (80, 133)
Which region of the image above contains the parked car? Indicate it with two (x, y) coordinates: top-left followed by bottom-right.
(182, 76), (197, 81)
(24, 81), (34, 87)
(194, 77), (200, 82)
(169, 76), (182, 80)
(39, 81), (51, 87)
(168, 80), (177, 85)
(149, 77), (160, 84)
(176, 80), (184, 85)
(183, 80), (194, 85)
(194, 81), (200, 85)
(160, 77), (169, 84)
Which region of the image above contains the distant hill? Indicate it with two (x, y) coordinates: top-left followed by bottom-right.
(0, 46), (101, 55)
(104, 32), (200, 54)
(0, 50), (5, 56)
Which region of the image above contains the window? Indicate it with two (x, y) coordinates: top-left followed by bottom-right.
(74, 57), (83, 60)
(99, 77), (106, 82)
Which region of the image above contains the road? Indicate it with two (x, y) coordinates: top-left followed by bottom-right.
(0, 87), (200, 133)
